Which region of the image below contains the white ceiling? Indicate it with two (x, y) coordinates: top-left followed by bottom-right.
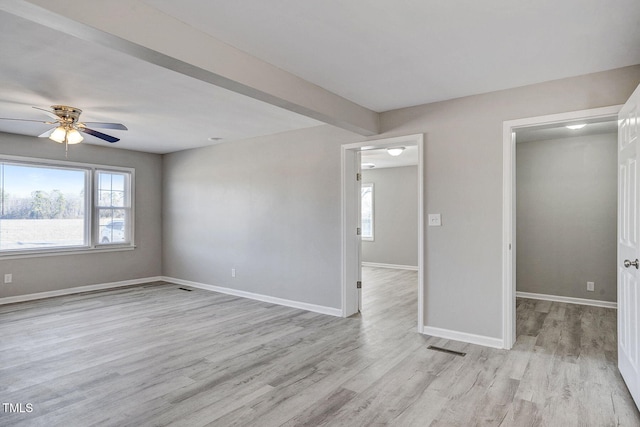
(144, 0), (640, 112)
(0, 10), (321, 153)
(0, 1), (638, 153)
(515, 118), (618, 143)
(361, 146), (418, 169)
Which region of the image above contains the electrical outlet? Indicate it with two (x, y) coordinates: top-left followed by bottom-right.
(231, 268), (236, 278)
(428, 214), (442, 227)
(587, 281), (595, 292)
(4, 274), (12, 284)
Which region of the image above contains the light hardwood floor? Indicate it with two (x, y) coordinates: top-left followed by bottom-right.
(0, 267), (639, 426)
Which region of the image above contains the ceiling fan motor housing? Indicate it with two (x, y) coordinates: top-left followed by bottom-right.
(51, 105), (82, 123)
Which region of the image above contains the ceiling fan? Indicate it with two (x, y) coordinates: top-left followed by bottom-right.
(0, 105), (127, 145)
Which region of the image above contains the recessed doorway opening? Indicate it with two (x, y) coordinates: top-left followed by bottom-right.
(341, 134), (424, 333)
(502, 105), (621, 349)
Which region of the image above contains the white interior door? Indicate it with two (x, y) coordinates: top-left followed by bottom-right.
(618, 83), (640, 409)
(356, 151), (362, 312)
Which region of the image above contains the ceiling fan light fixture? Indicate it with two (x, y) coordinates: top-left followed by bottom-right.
(387, 147), (405, 156)
(49, 126), (67, 143)
(49, 126), (84, 144)
(66, 129), (84, 144)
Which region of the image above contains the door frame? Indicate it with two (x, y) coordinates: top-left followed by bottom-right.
(341, 133), (425, 333)
(501, 105), (622, 349)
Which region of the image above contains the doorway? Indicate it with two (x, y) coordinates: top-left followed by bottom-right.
(515, 120), (618, 306)
(341, 134), (424, 332)
(502, 105), (621, 348)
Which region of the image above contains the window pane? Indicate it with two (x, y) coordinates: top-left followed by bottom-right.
(97, 170), (131, 245)
(98, 209), (127, 244)
(361, 184), (373, 239)
(0, 163), (86, 251)
(98, 172), (127, 208)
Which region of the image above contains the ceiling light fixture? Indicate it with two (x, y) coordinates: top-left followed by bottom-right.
(566, 124), (586, 130)
(387, 147), (405, 156)
(49, 126), (84, 144)
(361, 163), (376, 169)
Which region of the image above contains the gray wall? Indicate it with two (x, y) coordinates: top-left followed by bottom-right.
(516, 133), (617, 302)
(162, 64), (640, 339)
(0, 133), (163, 298)
(379, 65), (639, 338)
(361, 166), (418, 267)
(163, 125), (361, 309)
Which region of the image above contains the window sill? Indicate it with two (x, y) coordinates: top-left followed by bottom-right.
(0, 245), (136, 261)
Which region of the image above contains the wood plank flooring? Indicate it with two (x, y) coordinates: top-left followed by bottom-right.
(0, 267), (638, 426)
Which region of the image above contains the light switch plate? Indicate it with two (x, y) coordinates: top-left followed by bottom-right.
(428, 214), (442, 227)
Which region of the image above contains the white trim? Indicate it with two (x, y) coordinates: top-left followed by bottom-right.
(516, 291), (617, 309)
(0, 276), (163, 305)
(94, 168), (135, 248)
(163, 276), (343, 317)
(361, 262), (418, 271)
(417, 136), (425, 334)
(341, 134), (425, 333)
(422, 326), (504, 349)
(340, 146), (354, 316)
(0, 275), (344, 317)
(502, 105), (622, 349)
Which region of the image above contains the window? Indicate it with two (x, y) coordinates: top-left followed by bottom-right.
(361, 183), (374, 241)
(0, 157), (134, 255)
(97, 171), (131, 244)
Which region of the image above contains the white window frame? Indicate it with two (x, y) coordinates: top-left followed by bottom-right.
(361, 182), (374, 241)
(94, 169), (134, 247)
(0, 155), (135, 259)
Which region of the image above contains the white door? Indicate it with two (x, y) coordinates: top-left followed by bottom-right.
(356, 151), (363, 312)
(618, 83), (640, 409)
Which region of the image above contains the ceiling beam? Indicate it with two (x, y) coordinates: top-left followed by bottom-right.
(1, 0), (380, 136)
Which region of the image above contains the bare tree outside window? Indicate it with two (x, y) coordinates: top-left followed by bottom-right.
(0, 163), (86, 250)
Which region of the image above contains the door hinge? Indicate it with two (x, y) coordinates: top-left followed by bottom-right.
(357, 281), (362, 289)
(356, 227), (361, 236)
(356, 173), (361, 181)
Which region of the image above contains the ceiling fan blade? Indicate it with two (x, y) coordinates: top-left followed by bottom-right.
(80, 122), (128, 131)
(79, 127), (119, 143)
(32, 106), (60, 120)
(0, 117), (54, 124)
(38, 127), (56, 138)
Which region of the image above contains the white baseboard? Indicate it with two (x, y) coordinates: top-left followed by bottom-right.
(422, 325), (504, 349)
(0, 275), (343, 318)
(0, 276), (164, 305)
(162, 276), (343, 317)
(361, 262), (418, 271)
(516, 291), (617, 309)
